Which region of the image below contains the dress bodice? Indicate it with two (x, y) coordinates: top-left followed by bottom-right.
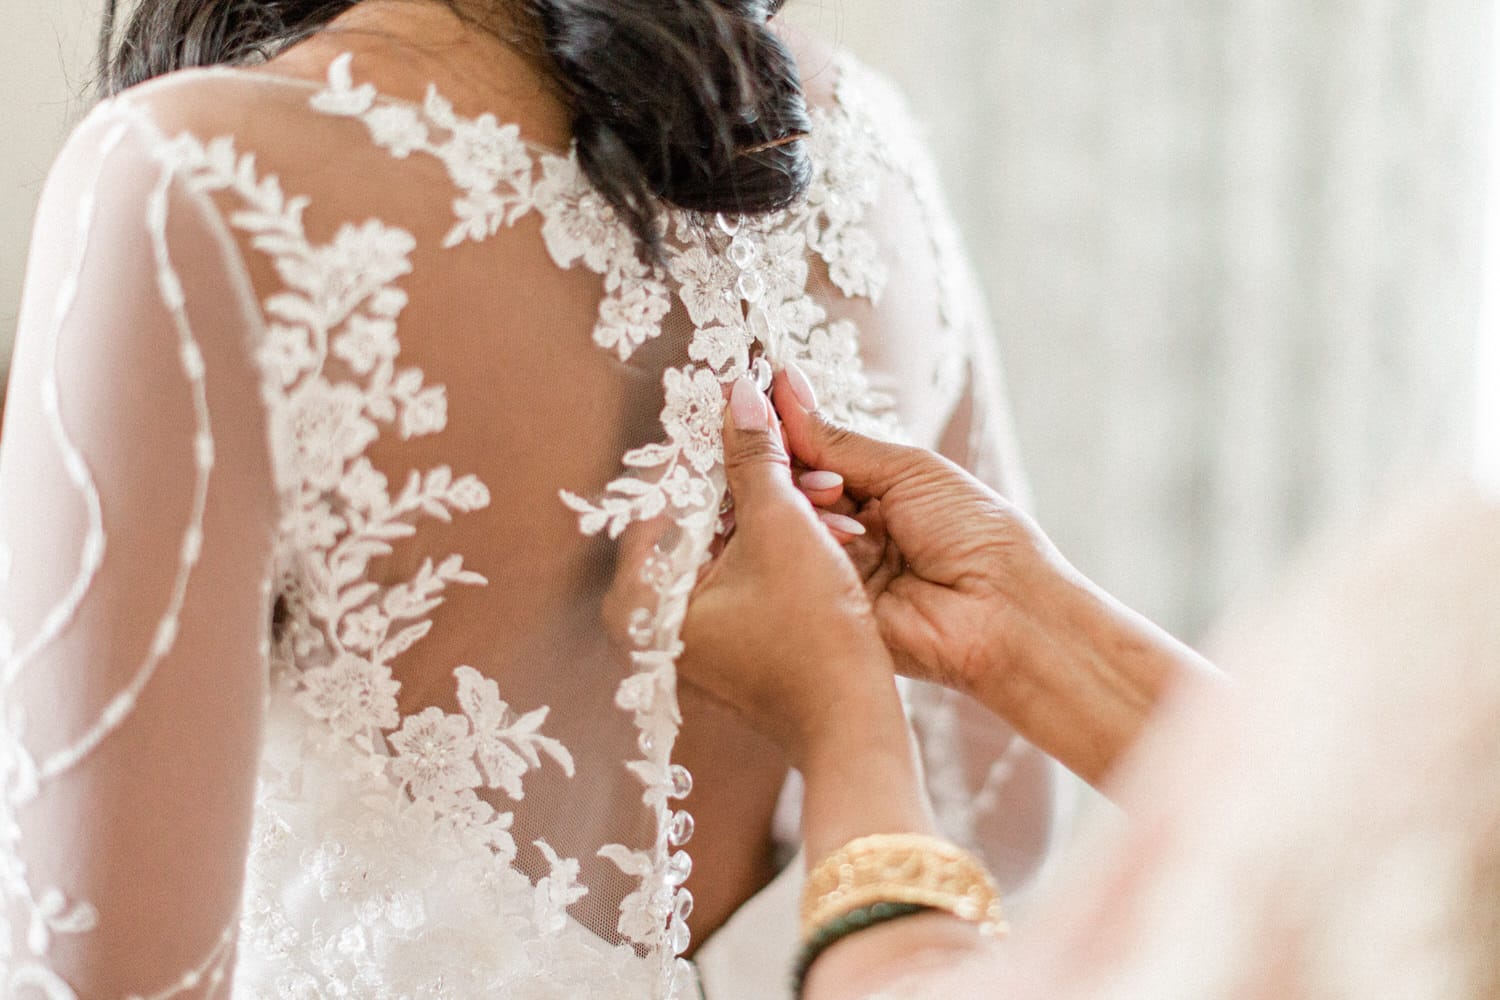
(0, 23), (1059, 998)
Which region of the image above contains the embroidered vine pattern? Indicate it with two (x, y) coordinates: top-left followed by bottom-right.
(167, 130), (579, 888)
(0, 109), (240, 999)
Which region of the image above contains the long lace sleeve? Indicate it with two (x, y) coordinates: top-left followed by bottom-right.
(0, 102), (277, 997)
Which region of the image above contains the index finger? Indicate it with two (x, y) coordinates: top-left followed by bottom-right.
(770, 368), (925, 501)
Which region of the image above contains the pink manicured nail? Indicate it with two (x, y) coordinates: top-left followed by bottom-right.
(785, 361), (819, 411)
(799, 470), (844, 491)
(730, 377), (769, 431)
(818, 511), (866, 536)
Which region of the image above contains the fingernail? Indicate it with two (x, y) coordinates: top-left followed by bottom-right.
(785, 361), (819, 411)
(730, 376), (769, 431)
(799, 470), (844, 491)
(818, 511), (866, 536)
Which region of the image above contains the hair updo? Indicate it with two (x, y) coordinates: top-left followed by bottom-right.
(98, 0), (812, 257)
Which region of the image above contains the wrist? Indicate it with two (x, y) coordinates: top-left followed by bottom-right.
(788, 642), (902, 765)
(972, 557), (1208, 789)
(795, 671), (937, 862)
(958, 548), (1093, 704)
(796, 684), (909, 783)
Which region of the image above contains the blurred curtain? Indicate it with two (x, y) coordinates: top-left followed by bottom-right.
(793, 0), (1493, 637)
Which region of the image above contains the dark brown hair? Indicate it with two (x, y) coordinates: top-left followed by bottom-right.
(98, 0), (812, 255)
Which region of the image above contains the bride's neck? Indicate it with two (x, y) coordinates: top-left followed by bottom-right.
(268, 0), (574, 148)
(336, 0), (529, 45)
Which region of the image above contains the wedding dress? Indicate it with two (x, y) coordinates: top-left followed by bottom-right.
(0, 18), (1061, 998)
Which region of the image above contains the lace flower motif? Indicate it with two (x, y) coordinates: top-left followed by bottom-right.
(663, 368), (727, 475)
(285, 379), (380, 493)
(433, 788), (517, 859)
(534, 154), (673, 361)
(687, 325), (749, 374)
(298, 652), (401, 740)
(669, 244), (743, 329)
(388, 707), (482, 800)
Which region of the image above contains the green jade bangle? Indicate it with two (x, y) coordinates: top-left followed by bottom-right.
(791, 901), (932, 997)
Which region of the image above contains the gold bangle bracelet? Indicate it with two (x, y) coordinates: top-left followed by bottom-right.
(800, 833), (1007, 943)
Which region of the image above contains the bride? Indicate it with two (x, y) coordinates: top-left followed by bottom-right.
(0, 1), (1060, 996)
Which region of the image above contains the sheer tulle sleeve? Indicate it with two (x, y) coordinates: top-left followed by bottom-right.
(0, 102), (276, 997)
(933, 274), (1033, 512)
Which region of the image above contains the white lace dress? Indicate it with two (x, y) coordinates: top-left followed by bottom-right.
(0, 37), (1061, 1000)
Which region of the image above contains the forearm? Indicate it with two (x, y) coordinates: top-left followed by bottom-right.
(974, 560), (1223, 791)
(796, 676), (1001, 1000)
(801, 911), (1002, 1000)
(798, 673), (937, 862)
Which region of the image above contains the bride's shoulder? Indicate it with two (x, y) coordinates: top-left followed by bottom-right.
(88, 63), (327, 153)
(790, 31), (900, 108)
(785, 29), (929, 165)
(36, 67), (322, 237)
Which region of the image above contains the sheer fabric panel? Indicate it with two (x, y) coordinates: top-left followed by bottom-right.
(1, 105), (276, 998)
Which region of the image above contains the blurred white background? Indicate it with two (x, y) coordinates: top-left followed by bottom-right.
(3, 0), (1496, 640)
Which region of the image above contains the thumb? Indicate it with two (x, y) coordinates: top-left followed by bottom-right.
(721, 376), (800, 516)
(772, 363), (920, 500)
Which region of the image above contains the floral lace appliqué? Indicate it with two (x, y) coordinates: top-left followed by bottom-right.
(298, 51), (929, 992)
(312, 53), (674, 364)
